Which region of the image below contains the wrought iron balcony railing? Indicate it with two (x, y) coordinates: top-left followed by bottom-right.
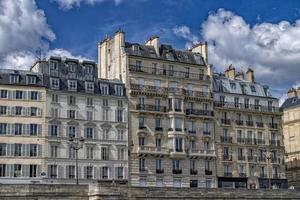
(214, 101), (280, 113)
(186, 109), (214, 117)
(136, 104), (167, 112)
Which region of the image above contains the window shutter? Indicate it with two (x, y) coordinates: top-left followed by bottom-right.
(12, 91), (16, 99)
(22, 165), (29, 177)
(58, 165), (64, 179)
(28, 91), (31, 100)
(94, 167), (99, 180)
(25, 124), (30, 135)
(9, 164), (14, 177)
(7, 124), (11, 135)
(37, 165), (41, 177)
(7, 91), (12, 99)
(37, 108), (42, 117)
(11, 107), (16, 116)
(11, 124), (15, 135)
(109, 167), (112, 180)
(11, 144), (15, 156)
(23, 91), (28, 100)
(7, 106), (11, 115)
(47, 165), (51, 178)
(115, 167), (118, 180)
(83, 166), (87, 179)
(6, 144), (11, 156)
(77, 166), (82, 179)
(99, 167), (102, 179)
(26, 107), (30, 116)
(21, 144), (26, 156)
(5, 164), (10, 177)
(37, 144), (42, 157)
(38, 92), (42, 100)
(84, 128), (87, 138)
(48, 125), (51, 136)
(26, 144), (30, 157)
(37, 124), (41, 135)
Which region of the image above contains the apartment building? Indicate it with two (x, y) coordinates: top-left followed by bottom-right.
(281, 88), (300, 188)
(98, 31), (216, 188)
(0, 69), (46, 183)
(213, 66), (287, 189)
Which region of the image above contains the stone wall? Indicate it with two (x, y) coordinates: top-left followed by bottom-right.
(1, 183), (300, 200)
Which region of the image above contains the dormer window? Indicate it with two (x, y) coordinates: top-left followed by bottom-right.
(132, 45), (139, 55)
(68, 63), (76, 72)
(27, 75), (37, 85)
(10, 74), (20, 84)
(101, 83), (109, 95)
(230, 82), (236, 89)
(50, 78), (60, 90)
(86, 65), (93, 74)
(115, 85), (123, 96)
(50, 62), (58, 70)
(85, 81), (94, 93)
(250, 85), (256, 93)
(68, 80), (77, 91)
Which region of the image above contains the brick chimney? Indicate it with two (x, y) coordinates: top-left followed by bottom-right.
(225, 64), (235, 80)
(145, 36), (160, 56)
(190, 42), (208, 64)
(246, 68), (254, 83)
(287, 88), (297, 98)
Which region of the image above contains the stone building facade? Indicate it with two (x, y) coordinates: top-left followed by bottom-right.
(213, 66), (287, 189)
(281, 88), (300, 188)
(0, 57), (128, 184)
(98, 31), (216, 188)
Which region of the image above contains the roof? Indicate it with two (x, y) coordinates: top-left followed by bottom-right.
(281, 96), (300, 110)
(124, 42), (205, 65)
(213, 73), (274, 98)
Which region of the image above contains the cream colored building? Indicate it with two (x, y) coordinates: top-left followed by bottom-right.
(98, 31), (216, 188)
(213, 66), (287, 189)
(281, 88), (300, 188)
(0, 69), (46, 183)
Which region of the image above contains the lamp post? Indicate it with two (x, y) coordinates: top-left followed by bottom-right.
(264, 151), (272, 189)
(69, 136), (84, 185)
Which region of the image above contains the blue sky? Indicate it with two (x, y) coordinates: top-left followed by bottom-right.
(1, 0), (300, 101)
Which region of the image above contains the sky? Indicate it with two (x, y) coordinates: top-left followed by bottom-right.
(1, 0), (300, 103)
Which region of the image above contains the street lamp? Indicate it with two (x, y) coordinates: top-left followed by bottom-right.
(264, 151), (272, 189)
(69, 136), (84, 185)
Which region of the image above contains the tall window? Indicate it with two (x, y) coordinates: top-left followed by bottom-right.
(30, 144), (38, 157)
(100, 84), (109, 95)
(50, 125), (58, 137)
(67, 165), (75, 179)
(117, 129), (124, 140)
(68, 96), (76, 105)
(86, 127), (93, 139)
(175, 118), (182, 130)
(68, 80), (77, 91)
(139, 158), (146, 171)
(118, 148), (125, 160)
(102, 167), (109, 179)
(86, 166), (93, 179)
(0, 164), (6, 177)
(50, 145), (58, 158)
(86, 97), (93, 106)
(86, 146), (94, 159)
(29, 165), (37, 177)
(172, 160), (180, 170)
(101, 147), (109, 160)
(175, 138), (183, 152)
(49, 165), (57, 178)
(50, 78), (59, 89)
(68, 126), (76, 138)
(116, 110), (123, 122)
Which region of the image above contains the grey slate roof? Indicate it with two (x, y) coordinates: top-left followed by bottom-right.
(124, 42), (205, 65)
(213, 73), (273, 98)
(0, 69), (44, 87)
(281, 96), (300, 110)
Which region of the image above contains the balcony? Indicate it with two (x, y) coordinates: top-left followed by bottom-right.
(172, 169), (182, 174)
(130, 84), (168, 96)
(257, 139), (265, 145)
(169, 149), (186, 158)
(245, 138), (256, 145)
(223, 155), (232, 161)
(246, 121), (254, 127)
(188, 149), (216, 158)
(270, 140), (280, 146)
(221, 119), (231, 125)
(235, 120), (244, 126)
(203, 131), (211, 136)
(183, 90), (211, 99)
(137, 146), (168, 156)
(256, 122), (264, 128)
(237, 137), (244, 144)
(238, 156), (246, 161)
(258, 157), (266, 162)
(220, 136), (233, 143)
(271, 157), (281, 164)
(190, 169), (198, 175)
(128, 65), (210, 81)
(239, 173), (247, 177)
(224, 172), (233, 177)
(188, 130), (196, 134)
(168, 88), (184, 96)
(155, 127), (163, 132)
(136, 104), (167, 113)
(269, 123), (278, 129)
(247, 156), (257, 162)
(205, 170), (213, 175)
(213, 101), (280, 113)
(186, 109), (214, 117)
(156, 169), (164, 174)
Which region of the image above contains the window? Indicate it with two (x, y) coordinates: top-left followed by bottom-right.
(175, 138), (183, 152)
(30, 91), (38, 100)
(85, 82), (94, 92)
(87, 97), (93, 106)
(30, 144), (38, 157)
(103, 99), (108, 107)
(174, 99), (182, 111)
(68, 96), (76, 105)
(52, 94), (58, 103)
(244, 98), (249, 108)
(15, 124), (22, 135)
(0, 124), (6, 135)
(27, 76), (37, 85)
(10, 75), (19, 84)
(156, 159), (162, 170)
(14, 164), (22, 177)
(68, 110), (76, 119)
(68, 80), (77, 91)
(0, 164), (6, 177)
(156, 138), (161, 148)
(139, 158), (146, 171)
(116, 110), (123, 122)
(205, 160), (211, 171)
(50, 145), (58, 158)
(139, 117), (145, 128)
(101, 84), (109, 95)
(50, 125), (58, 137)
(16, 90), (23, 99)
(30, 124), (38, 136)
(49, 165), (57, 179)
(115, 85), (123, 96)
(14, 144), (22, 156)
(175, 118), (182, 130)
(51, 108), (58, 118)
(68, 63), (76, 72)
(138, 137), (145, 146)
(50, 78), (60, 89)
(15, 106), (22, 115)
(101, 147), (109, 160)
(190, 159), (196, 170)
(234, 97), (239, 107)
(0, 106), (7, 115)
(50, 62), (58, 70)
(86, 146), (94, 159)
(250, 85), (256, 93)
(0, 90), (8, 98)
(117, 167), (124, 179)
(30, 107), (38, 116)
(117, 129), (124, 140)
(86, 166), (93, 179)
(230, 82), (236, 89)
(86, 127), (93, 139)
(172, 160), (180, 170)
(103, 129), (109, 140)
(68, 126), (76, 138)
(118, 148), (125, 160)
(155, 118), (161, 129)
(102, 167), (109, 179)
(86, 111), (93, 121)
(117, 100), (123, 107)
(67, 165), (75, 179)
(0, 143), (6, 156)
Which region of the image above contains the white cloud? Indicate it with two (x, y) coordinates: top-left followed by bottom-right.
(174, 8), (300, 98)
(173, 25), (199, 49)
(46, 48), (91, 61)
(0, 0), (92, 70)
(52, 0), (123, 10)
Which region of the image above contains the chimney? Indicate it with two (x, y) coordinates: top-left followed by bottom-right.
(190, 42), (208, 64)
(287, 88), (297, 98)
(225, 64), (235, 80)
(297, 87), (300, 97)
(235, 72), (244, 80)
(246, 68), (254, 83)
(145, 36), (159, 56)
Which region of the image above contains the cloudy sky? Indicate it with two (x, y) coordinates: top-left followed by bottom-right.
(1, 0), (300, 102)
